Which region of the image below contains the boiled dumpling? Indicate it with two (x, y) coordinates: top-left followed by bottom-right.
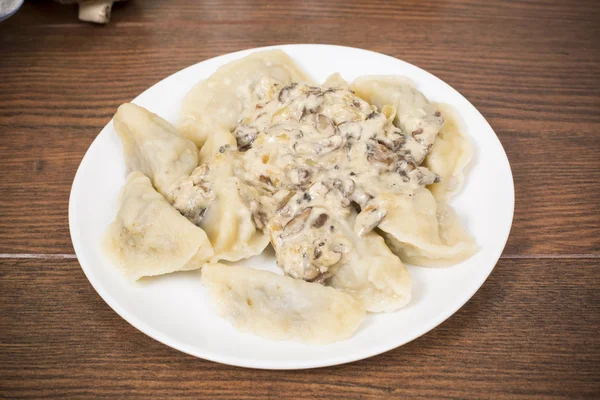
(169, 152), (269, 262)
(351, 76), (444, 163)
(424, 103), (473, 200)
(103, 172), (213, 281)
(200, 177), (270, 262)
(376, 188), (477, 266)
(201, 264), (366, 344)
(179, 50), (313, 147)
(322, 72), (350, 89)
(327, 229), (412, 313)
(114, 103), (198, 199)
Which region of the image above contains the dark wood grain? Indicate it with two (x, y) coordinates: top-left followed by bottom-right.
(1, 258), (598, 399)
(0, 0), (599, 398)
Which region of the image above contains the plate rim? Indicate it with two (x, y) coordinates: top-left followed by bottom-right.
(69, 43), (515, 369)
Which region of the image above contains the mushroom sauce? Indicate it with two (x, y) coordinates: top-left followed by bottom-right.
(171, 76), (444, 283)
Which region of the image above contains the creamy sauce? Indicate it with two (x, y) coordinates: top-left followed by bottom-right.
(171, 77), (444, 282)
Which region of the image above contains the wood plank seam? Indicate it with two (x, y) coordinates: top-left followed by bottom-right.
(0, 253), (598, 259)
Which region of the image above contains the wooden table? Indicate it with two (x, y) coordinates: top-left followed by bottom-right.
(1, 0), (598, 398)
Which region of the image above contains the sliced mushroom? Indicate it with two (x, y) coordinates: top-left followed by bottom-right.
(311, 213), (329, 228)
(376, 136), (405, 152)
(314, 241), (343, 268)
(354, 205), (387, 237)
(304, 266), (322, 282)
(181, 207), (207, 227)
(259, 175), (273, 186)
(307, 181), (330, 200)
(278, 83), (298, 103)
(313, 247), (322, 260)
(415, 167), (440, 186)
(349, 189), (373, 208)
(288, 167), (312, 186)
(316, 114), (335, 136)
(235, 126), (259, 152)
(280, 207), (312, 238)
(331, 178), (355, 198)
(411, 128), (424, 140)
(252, 210), (268, 230)
(366, 141), (395, 166)
(277, 191), (296, 211)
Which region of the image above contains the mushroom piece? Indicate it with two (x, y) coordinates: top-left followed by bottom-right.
(311, 213), (329, 228)
(276, 191), (297, 216)
(415, 167), (440, 186)
(252, 209), (268, 230)
(316, 114), (335, 136)
(288, 167), (313, 186)
(235, 126), (259, 152)
(349, 189), (372, 209)
(306, 181), (331, 200)
(354, 205), (387, 237)
(331, 178), (355, 198)
(304, 265), (322, 282)
(280, 207), (312, 238)
(366, 140), (395, 166)
(376, 135), (405, 152)
(278, 83), (298, 103)
(311, 238), (344, 269)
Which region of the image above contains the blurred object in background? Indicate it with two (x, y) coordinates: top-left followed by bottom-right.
(54, 0), (128, 24)
(0, 0), (24, 22)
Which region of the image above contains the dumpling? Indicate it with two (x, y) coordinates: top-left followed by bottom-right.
(327, 229), (412, 313)
(322, 72), (350, 89)
(200, 177), (270, 262)
(424, 103), (473, 200)
(168, 152), (269, 262)
(351, 76), (444, 163)
(103, 172), (213, 281)
(179, 50), (312, 147)
(113, 103), (198, 199)
(376, 188), (477, 266)
(201, 264), (365, 344)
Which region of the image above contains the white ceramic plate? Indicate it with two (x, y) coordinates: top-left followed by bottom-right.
(69, 44), (514, 369)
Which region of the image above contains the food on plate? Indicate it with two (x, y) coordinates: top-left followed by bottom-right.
(113, 103), (198, 200)
(179, 49), (312, 147)
(202, 264), (365, 344)
(351, 75), (443, 164)
(327, 227), (412, 312)
(168, 150), (270, 263)
(103, 172), (213, 281)
(103, 50), (476, 343)
(423, 103), (474, 200)
(376, 188), (477, 266)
